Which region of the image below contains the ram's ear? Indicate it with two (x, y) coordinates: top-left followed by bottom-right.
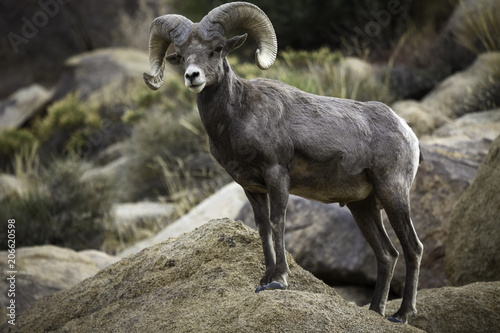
(166, 53), (183, 66)
(225, 34), (247, 53)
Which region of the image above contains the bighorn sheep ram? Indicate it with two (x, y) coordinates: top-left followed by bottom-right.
(143, 1), (423, 324)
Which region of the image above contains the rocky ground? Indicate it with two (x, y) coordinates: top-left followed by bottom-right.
(1, 219), (499, 332)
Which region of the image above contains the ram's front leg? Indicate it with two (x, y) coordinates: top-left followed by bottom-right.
(256, 164), (291, 292)
(245, 190), (277, 291)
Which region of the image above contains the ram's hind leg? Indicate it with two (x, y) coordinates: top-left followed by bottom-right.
(375, 179), (423, 324)
(347, 194), (399, 317)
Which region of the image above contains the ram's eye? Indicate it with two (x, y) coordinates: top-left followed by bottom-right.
(209, 46), (224, 58)
(171, 53), (184, 62)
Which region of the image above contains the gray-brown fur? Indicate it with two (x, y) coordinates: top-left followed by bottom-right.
(144, 2), (423, 324)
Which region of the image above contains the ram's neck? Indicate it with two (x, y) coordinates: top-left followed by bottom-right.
(196, 58), (245, 140)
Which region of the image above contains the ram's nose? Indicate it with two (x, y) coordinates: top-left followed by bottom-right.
(185, 70), (199, 82)
(185, 65), (206, 93)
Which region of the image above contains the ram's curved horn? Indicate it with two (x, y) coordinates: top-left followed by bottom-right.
(199, 2), (277, 70)
(143, 15), (194, 90)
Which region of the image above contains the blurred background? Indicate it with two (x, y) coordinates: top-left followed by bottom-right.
(0, 0), (499, 314)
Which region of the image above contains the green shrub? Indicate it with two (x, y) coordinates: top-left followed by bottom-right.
(0, 129), (38, 168)
(1, 92), (130, 168)
(35, 93), (100, 140)
(33, 93), (104, 157)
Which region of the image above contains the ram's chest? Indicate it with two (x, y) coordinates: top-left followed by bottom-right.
(208, 136), (268, 193)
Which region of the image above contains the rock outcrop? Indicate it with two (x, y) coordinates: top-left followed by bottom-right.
(2, 219), (422, 333)
(446, 134), (500, 286)
(384, 281), (500, 333)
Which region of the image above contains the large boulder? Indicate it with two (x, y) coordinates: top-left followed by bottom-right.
(0, 245), (118, 322)
(445, 134), (500, 286)
(119, 182), (248, 257)
(420, 52), (500, 119)
(0, 84), (54, 132)
(384, 281), (500, 333)
(397, 139), (485, 292)
(2, 219), (422, 333)
(237, 197), (372, 283)
(109, 201), (177, 249)
(54, 47), (155, 102)
(433, 109), (500, 141)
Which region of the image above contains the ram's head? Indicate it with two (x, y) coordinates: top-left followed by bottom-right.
(143, 2), (278, 93)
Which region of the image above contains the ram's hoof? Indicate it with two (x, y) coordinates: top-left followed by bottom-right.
(255, 285), (266, 293)
(387, 316), (404, 324)
(255, 281), (287, 293)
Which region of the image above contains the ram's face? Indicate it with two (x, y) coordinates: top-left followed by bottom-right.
(167, 29), (247, 93)
(167, 30), (224, 93)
